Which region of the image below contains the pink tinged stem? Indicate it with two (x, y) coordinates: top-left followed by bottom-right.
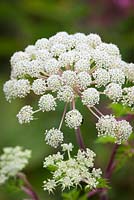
(93, 106), (103, 117)
(70, 100), (86, 150)
(58, 103), (68, 130)
(99, 190), (109, 200)
(87, 106), (100, 119)
(88, 188), (102, 198)
(17, 172), (39, 200)
(105, 143), (119, 179)
(75, 127), (86, 151)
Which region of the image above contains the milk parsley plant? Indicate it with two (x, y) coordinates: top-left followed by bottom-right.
(2, 32), (134, 200)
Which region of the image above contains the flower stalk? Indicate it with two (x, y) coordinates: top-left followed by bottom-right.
(17, 172), (39, 200)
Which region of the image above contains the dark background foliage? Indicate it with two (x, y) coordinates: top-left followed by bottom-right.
(0, 0), (134, 199)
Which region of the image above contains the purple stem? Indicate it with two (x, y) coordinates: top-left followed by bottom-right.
(70, 100), (86, 151)
(105, 144), (119, 179)
(21, 186), (38, 200)
(75, 127), (86, 151)
(17, 172), (39, 200)
(88, 188), (103, 198)
(99, 190), (109, 200)
(117, 114), (134, 122)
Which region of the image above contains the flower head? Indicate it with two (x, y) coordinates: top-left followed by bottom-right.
(45, 128), (64, 148)
(38, 94), (57, 112)
(17, 105), (34, 124)
(82, 88), (100, 107)
(32, 79), (47, 95)
(0, 146), (31, 185)
(43, 144), (102, 192)
(3, 31), (134, 146)
(65, 109), (83, 129)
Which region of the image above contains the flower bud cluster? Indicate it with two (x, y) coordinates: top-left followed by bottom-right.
(43, 143), (102, 193)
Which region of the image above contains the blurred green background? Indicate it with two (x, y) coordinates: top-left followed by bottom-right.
(0, 0), (134, 199)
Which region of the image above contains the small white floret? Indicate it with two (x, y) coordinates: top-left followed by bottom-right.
(45, 128), (64, 148)
(82, 88), (100, 107)
(65, 109), (83, 129)
(38, 94), (57, 112)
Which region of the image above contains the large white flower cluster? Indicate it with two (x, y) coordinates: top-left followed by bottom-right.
(3, 32), (134, 147)
(43, 143), (102, 193)
(0, 146), (31, 185)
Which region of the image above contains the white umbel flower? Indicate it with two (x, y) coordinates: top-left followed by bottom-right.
(109, 68), (125, 85)
(35, 38), (50, 50)
(74, 59), (90, 72)
(43, 144), (101, 193)
(14, 79), (31, 98)
(57, 85), (74, 102)
(61, 143), (74, 152)
(58, 51), (76, 67)
(27, 60), (44, 78)
(92, 168), (102, 178)
(3, 79), (17, 102)
(0, 146), (31, 185)
(76, 148), (96, 168)
(77, 71), (92, 89)
(32, 79), (47, 95)
(43, 179), (56, 193)
(47, 75), (62, 91)
(87, 33), (102, 48)
(25, 45), (36, 54)
(74, 33), (87, 44)
(3, 79), (31, 102)
(45, 58), (60, 75)
(76, 51), (91, 61)
(51, 43), (66, 57)
(97, 43), (120, 58)
(122, 87), (134, 108)
(11, 60), (30, 79)
(82, 88), (100, 107)
(92, 50), (114, 69)
(38, 94), (57, 112)
(61, 70), (77, 87)
(34, 49), (51, 61)
(104, 83), (122, 102)
(45, 128), (64, 148)
(115, 120), (132, 144)
(17, 105), (34, 124)
(43, 152), (63, 168)
(49, 32), (69, 47)
(125, 63), (134, 83)
(75, 43), (91, 52)
(96, 115), (117, 137)
(10, 51), (30, 66)
(93, 68), (110, 87)
(65, 109), (83, 129)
